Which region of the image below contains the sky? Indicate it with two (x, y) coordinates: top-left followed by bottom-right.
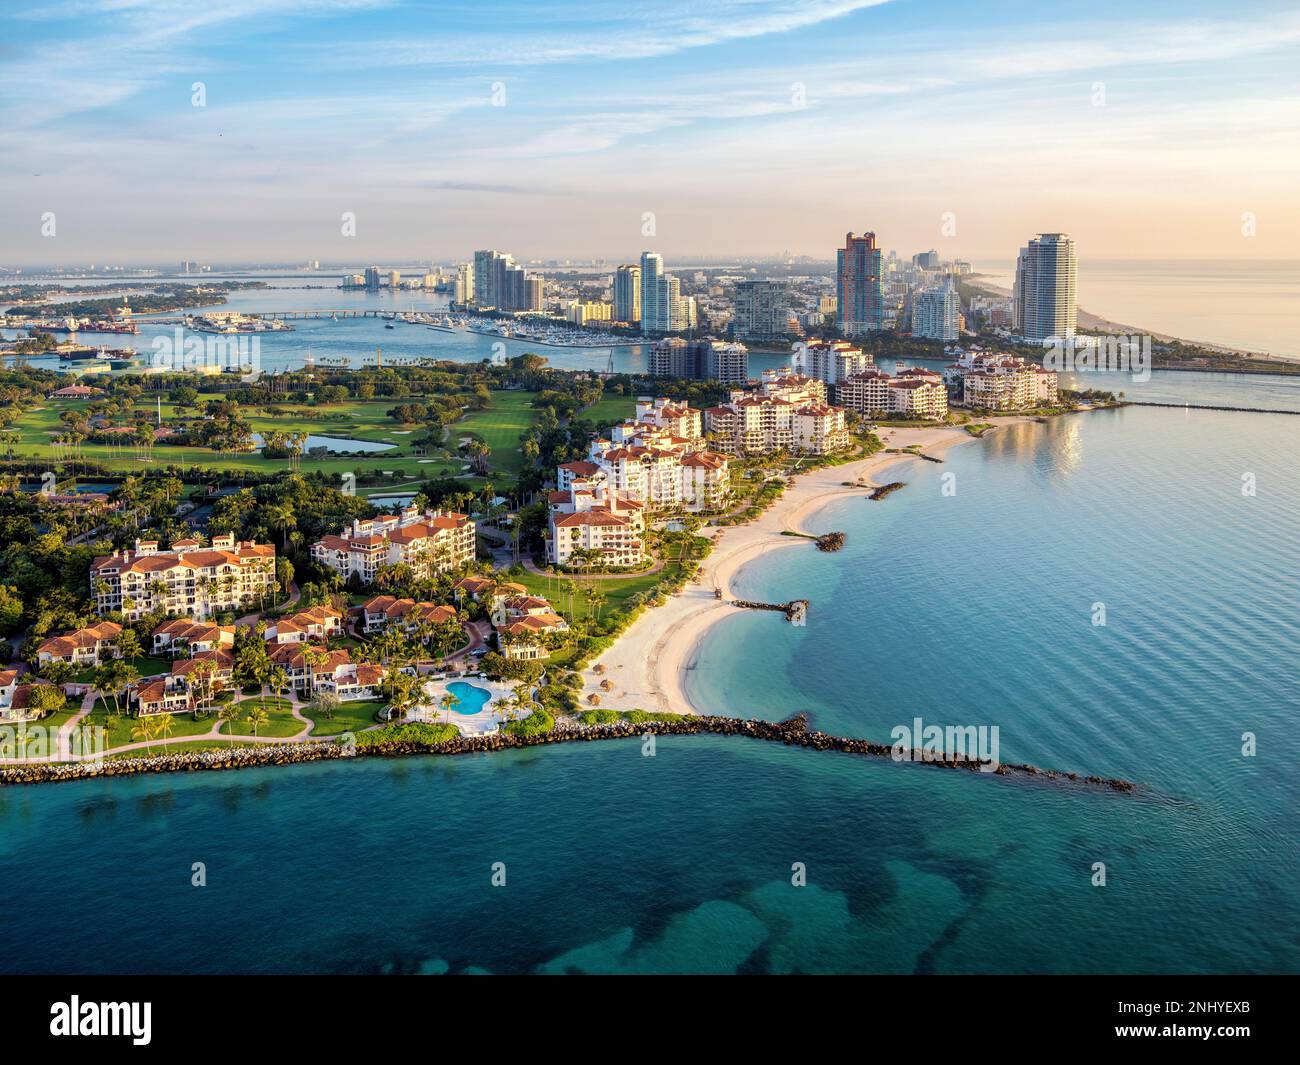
(2, 0), (1299, 266)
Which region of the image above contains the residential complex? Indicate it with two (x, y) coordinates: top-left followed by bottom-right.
(913, 283), (961, 341)
(546, 483), (647, 568)
(561, 397), (731, 513)
(1013, 233), (1077, 341)
(837, 367), (951, 420)
(91, 535), (277, 621)
(470, 249), (542, 313)
(639, 252), (695, 333)
(311, 506), (476, 585)
(704, 371), (851, 456)
(492, 593), (569, 660)
(359, 596), (458, 636)
(648, 338), (749, 383)
(614, 264), (641, 324)
(942, 349), (1060, 409)
(733, 279), (790, 340)
(802, 338), (874, 385)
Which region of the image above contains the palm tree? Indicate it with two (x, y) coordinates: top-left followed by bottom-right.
(154, 713), (175, 745)
(131, 716), (157, 753)
(438, 690), (460, 725)
(245, 706), (270, 738)
(218, 703), (241, 747)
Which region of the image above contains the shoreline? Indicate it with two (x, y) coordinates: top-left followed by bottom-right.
(580, 420), (1031, 717)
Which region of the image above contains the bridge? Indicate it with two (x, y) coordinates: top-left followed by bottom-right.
(141, 309), (388, 324)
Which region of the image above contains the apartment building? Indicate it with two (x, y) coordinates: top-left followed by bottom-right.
(310, 506), (475, 586)
(942, 349), (1060, 410)
(546, 482), (647, 568)
(704, 372), (850, 456)
(91, 534), (277, 621)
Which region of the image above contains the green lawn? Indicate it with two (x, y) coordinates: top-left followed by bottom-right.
(580, 393), (637, 425)
(218, 696), (301, 738)
(511, 565), (685, 625)
(86, 700), (215, 747)
(70, 654), (172, 684)
(453, 391), (540, 476)
(301, 697), (386, 736)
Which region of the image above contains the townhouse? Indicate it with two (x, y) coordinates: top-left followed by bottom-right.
(359, 595), (459, 637)
(152, 619), (236, 657)
(264, 604), (344, 644)
(36, 621), (122, 668)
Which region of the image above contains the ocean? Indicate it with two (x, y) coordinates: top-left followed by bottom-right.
(970, 258), (1300, 359)
(2, 371), (1297, 973)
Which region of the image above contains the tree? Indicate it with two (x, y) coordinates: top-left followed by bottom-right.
(27, 683), (67, 718)
(115, 627), (143, 666)
(217, 703), (241, 747)
(245, 705), (270, 737)
(0, 584), (23, 636)
(438, 689), (460, 724)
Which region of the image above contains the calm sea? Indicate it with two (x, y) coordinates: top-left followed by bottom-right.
(2, 371), (1297, 973)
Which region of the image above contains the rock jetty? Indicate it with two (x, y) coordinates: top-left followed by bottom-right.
(0, 715), (1136, 795)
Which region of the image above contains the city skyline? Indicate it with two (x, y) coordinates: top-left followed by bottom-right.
(3, 0), (1300, 264)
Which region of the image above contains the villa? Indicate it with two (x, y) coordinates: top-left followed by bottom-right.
(265, 604), (345, 644)
(0, 673), (59, 721)
(492, 594), (569, 660)
(36, 621), (123, 668)
(310, 506), (476, 585)
(91, 534), (277, 621)
(152, 619), (237, 656)
(133, 678), (195, 717)
(359, 596), (458, 636)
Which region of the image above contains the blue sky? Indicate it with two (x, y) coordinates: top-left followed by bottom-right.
(2, 0), (1298, 265)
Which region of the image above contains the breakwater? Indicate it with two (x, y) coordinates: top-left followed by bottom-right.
(870, 482), (906, 500)
(1129, 401), (1300, 416)
(0, 715), (1135, 794)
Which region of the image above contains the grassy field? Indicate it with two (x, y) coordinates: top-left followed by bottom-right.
(301, 697), (385, 736)
(218, 696), (300, 738)
(453, 391), (540, 476)
(579, 393), (637, 425)
(70, 654), (172, 684)
(511, 564), (686, 625)
(12, 391), (537, 481)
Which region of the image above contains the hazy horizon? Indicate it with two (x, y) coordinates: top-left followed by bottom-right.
(4, 0), (1300, 265)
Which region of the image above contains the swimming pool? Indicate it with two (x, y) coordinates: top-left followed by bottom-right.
(444, 681), (492, 715)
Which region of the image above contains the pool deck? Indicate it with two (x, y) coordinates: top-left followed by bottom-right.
(412, 676), (518, 736)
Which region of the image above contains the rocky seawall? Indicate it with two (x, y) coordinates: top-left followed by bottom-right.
(0, 715), (1136, 794)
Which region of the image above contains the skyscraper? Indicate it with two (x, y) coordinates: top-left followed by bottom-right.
(614, 265), (641, 324)
(471, 250), (534, 311)
(640, 252), (685, 333)
(913, 282), (960, 341)
(734, 279), (787, 340)
(836, 232), (883, 335)
(1013, 233), (1077, 341)
(364, 265), (382, 291)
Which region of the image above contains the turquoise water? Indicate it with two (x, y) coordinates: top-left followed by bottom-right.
(446, 682), (491, 715)
(1, 390), (1298, 973)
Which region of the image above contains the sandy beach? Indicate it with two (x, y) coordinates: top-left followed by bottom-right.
(579, 421), (1029, 715)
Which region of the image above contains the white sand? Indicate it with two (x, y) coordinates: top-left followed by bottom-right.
(579, 422), (1029, 715)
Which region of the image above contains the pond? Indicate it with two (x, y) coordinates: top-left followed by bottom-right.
(251, 433), (395, 454)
